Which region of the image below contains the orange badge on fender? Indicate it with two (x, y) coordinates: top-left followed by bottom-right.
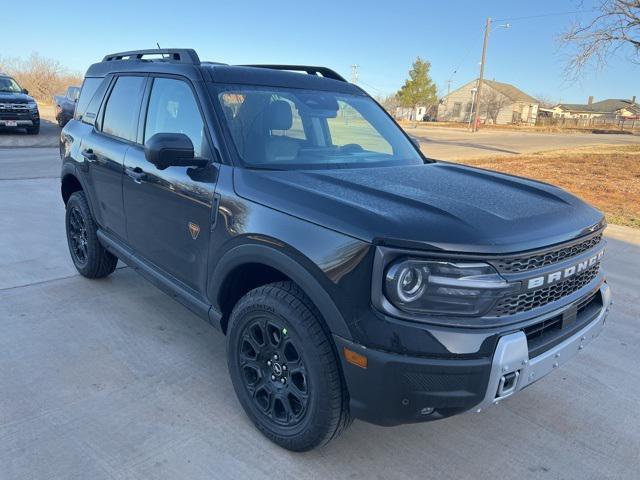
(188, 222), (200, 240)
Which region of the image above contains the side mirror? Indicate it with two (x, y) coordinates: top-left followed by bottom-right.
(144, 133), (208, 170)
(22, 88), (29, 95)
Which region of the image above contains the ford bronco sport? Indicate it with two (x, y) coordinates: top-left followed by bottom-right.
(60, 49), (611, 451)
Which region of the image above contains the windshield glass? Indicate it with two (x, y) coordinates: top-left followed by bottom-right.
(212, 85), (423, 169)
(0, 76), (23, 93)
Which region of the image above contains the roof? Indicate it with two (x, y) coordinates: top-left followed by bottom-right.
(445, 78), (538, 104)
(556, 99), (640, 114)
(482, 79), (538, 103)
(84, 48), (361, 95)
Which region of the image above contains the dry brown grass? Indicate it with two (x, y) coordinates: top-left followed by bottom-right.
(453, 144), (640, 228)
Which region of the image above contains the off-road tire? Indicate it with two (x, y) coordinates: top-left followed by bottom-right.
(65, 191), (118, 278)
(227, 281), (351, 451)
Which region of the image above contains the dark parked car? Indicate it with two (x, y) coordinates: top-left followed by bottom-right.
(0, 73), (39, 134)
(54, 86), (80, 127)
(59, 49), (612, 451)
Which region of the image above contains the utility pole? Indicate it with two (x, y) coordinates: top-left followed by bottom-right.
(351, 64), (359, 84)
(471, 17), (491, 132)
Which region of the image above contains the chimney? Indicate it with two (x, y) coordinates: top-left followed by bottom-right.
(632, 95), (637, 104)
(588, 96), (593, 105)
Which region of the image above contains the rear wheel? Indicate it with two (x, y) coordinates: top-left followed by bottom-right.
(65, 191), (118, 278)
(227, 281), (350, 451)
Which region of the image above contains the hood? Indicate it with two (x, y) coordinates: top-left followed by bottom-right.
(234, 162), (604, 254)
(0, 91), (34, 103)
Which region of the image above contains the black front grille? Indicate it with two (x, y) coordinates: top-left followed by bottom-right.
(524, 290), (603, 357)
(490, 263), (600, 317)
(494, 233), (603, 273)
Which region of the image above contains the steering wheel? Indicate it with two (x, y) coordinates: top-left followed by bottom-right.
(339, 144), (364, 153)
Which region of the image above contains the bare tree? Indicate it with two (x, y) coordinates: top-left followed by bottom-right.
(376, 94), (400, 116)
(561, 0), (640, 78)
(480, 88), (510, 124)
(535, 93), (559, 109)
(0, 53), (82, 103)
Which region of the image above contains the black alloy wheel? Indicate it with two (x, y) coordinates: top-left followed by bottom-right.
(238, 315), (309, 426)
(67, 205), (89, 265)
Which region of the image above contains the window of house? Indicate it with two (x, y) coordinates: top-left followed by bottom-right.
(452, 102), (462, 117)
(102, 76), (146, 141)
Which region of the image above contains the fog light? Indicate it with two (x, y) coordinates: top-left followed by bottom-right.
(420, 407), (435, 415)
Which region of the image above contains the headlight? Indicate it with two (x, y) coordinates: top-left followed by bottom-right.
(384, 258), (518, 317)
(27, 101), (38, 110)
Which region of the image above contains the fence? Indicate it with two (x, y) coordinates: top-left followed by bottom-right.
(536, 115), (639, 131)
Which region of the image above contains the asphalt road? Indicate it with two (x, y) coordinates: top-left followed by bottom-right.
(408, 126), (640, 160)
(1, 147), (639, 479)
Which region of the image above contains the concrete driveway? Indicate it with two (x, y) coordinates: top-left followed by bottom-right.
(1, 147), (639, 479)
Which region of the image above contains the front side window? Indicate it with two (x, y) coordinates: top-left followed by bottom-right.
(214, 85), (422, 169)
(0, 76), (22, 93)
(102, 76), (146, 141)
(144, 77), (208, 158)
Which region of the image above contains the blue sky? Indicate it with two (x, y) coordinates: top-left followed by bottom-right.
(6, 0), (638, 103)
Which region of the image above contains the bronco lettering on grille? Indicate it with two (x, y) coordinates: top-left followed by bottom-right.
(527, 250), (604, 290)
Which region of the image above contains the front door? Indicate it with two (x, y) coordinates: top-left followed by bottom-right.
(122, 76), (218, 294)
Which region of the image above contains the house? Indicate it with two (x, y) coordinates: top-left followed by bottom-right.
(437, 79), (539, 126)
(395, 104), (437, 121)
(551, 96), (639, 120)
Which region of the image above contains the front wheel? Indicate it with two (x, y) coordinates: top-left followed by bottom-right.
(227, 281), (350, 451)
(65, 191), (118, 278)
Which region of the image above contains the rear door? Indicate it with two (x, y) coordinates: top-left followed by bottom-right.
(122, 75), (218, 294)
(80, 75), (146, 240)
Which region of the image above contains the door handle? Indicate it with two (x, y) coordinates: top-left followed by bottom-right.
(81, 148), (96, 161)
(125, 166), (146, 184)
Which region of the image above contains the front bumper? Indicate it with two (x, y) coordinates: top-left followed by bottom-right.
(336, 282), (611, 426)
(0, 111), (39, 128)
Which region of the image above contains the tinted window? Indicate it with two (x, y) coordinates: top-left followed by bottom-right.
(214, 85), (422, 169)
(144, 78), (207, 157)
(102, 76), (146, 141)
(327, 100), (392, 154)
(75, 77), (102, 120)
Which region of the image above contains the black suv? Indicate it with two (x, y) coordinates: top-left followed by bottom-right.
(60, 49), (611, 451)
(0, 73), (40, 134)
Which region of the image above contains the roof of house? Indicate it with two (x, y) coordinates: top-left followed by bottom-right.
(556, 99), (640, 114)
(482, 79), (538, 103)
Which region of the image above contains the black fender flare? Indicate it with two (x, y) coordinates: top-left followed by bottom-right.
(60, 162), (97, 218)
(209, 243), (353, 340)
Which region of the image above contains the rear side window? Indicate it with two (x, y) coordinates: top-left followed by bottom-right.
(74, 77), (102, 121)
(102, 76), (146, 141)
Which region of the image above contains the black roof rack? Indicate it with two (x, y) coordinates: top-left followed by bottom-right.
(102, 49), (201, 65)
(240, 65), (347, 82)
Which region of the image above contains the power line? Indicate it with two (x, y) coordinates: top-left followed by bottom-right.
(493, 8), (597, 23)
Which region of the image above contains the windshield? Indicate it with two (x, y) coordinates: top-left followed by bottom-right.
(0, 76), (23, 93)
(212, 85), (424, 169)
